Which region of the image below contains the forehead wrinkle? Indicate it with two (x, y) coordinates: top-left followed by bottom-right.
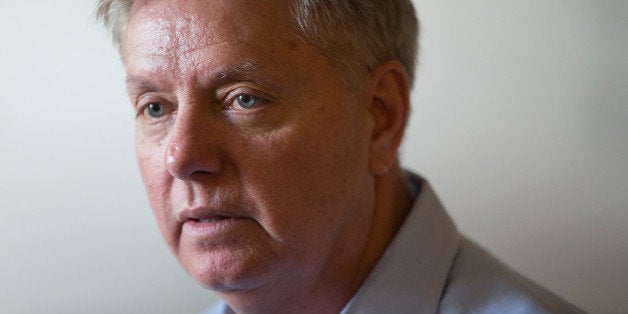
(131, 6), (213, 78)
(175, 39), (236, 61)
(165, 12), (245, 86)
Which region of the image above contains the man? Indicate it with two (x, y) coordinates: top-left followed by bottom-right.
(97, 0), (583, 313)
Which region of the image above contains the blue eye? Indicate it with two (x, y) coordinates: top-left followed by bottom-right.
(146, 103), (165, 118)
(236, 94), (258, 109)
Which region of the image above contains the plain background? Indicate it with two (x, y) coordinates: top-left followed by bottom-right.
(1, 1), (626, 313)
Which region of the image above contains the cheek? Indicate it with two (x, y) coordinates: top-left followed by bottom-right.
(240, 108), (373, 246)
(135, 138), (164, 199)
(135, 139), (179, 243)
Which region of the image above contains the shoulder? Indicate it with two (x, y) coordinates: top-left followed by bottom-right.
(438, 237), (584, 314)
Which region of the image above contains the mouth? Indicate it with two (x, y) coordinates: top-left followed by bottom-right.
(177, 205), (250, 239)
(178, 207), (241, 223)
(186, 215), (238, 227)
(195, 216), (230, 223)
(182, 214), (247, 238)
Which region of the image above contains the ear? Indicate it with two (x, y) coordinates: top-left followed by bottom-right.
(367, 60), (411, 176)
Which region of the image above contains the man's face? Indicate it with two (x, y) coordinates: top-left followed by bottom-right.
(123, 0), (377, 292)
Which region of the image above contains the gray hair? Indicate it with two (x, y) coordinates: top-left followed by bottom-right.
(96, 0), (419, 89)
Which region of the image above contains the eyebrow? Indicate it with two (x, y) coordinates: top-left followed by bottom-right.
(125, 76), (161, 93)
(216, 61), (258, 81)
(213, 60), (284, 91)
(125, 60), (284, 93)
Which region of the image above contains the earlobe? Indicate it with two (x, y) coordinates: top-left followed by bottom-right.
(368, 61), (410, 177)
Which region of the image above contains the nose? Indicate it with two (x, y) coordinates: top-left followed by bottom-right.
(165, 108), (223, 180)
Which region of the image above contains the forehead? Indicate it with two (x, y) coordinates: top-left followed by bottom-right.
(122, 0), (304, 77)
(127, 0), (291, 45)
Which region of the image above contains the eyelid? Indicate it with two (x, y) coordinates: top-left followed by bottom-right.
(222, 86), (273, 109)
(217, 79), (273, 98)
(228, 93), (269, 111)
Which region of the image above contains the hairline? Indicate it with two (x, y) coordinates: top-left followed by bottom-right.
(96, 0), (418, 90)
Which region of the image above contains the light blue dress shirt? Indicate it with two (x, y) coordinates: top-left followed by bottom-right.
(203, 174), (582, 313)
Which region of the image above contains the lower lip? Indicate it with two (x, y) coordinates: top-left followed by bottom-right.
(182, 217), (246, 237)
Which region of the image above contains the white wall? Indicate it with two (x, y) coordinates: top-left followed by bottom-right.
(0, 1), (625, 313)
(0, 1), (212, 313)
(406, 1), (627, 313)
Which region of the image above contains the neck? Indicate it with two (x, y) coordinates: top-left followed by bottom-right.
(356, 162), (413, 285)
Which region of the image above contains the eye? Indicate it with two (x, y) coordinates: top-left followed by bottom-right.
(236, 94), (259, 109)
(145, 102), (165, 118)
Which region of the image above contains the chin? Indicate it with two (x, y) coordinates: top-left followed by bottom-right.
(182, 246), (283, 292)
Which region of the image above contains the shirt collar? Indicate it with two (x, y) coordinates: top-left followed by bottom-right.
(341, 174), (460, 314)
